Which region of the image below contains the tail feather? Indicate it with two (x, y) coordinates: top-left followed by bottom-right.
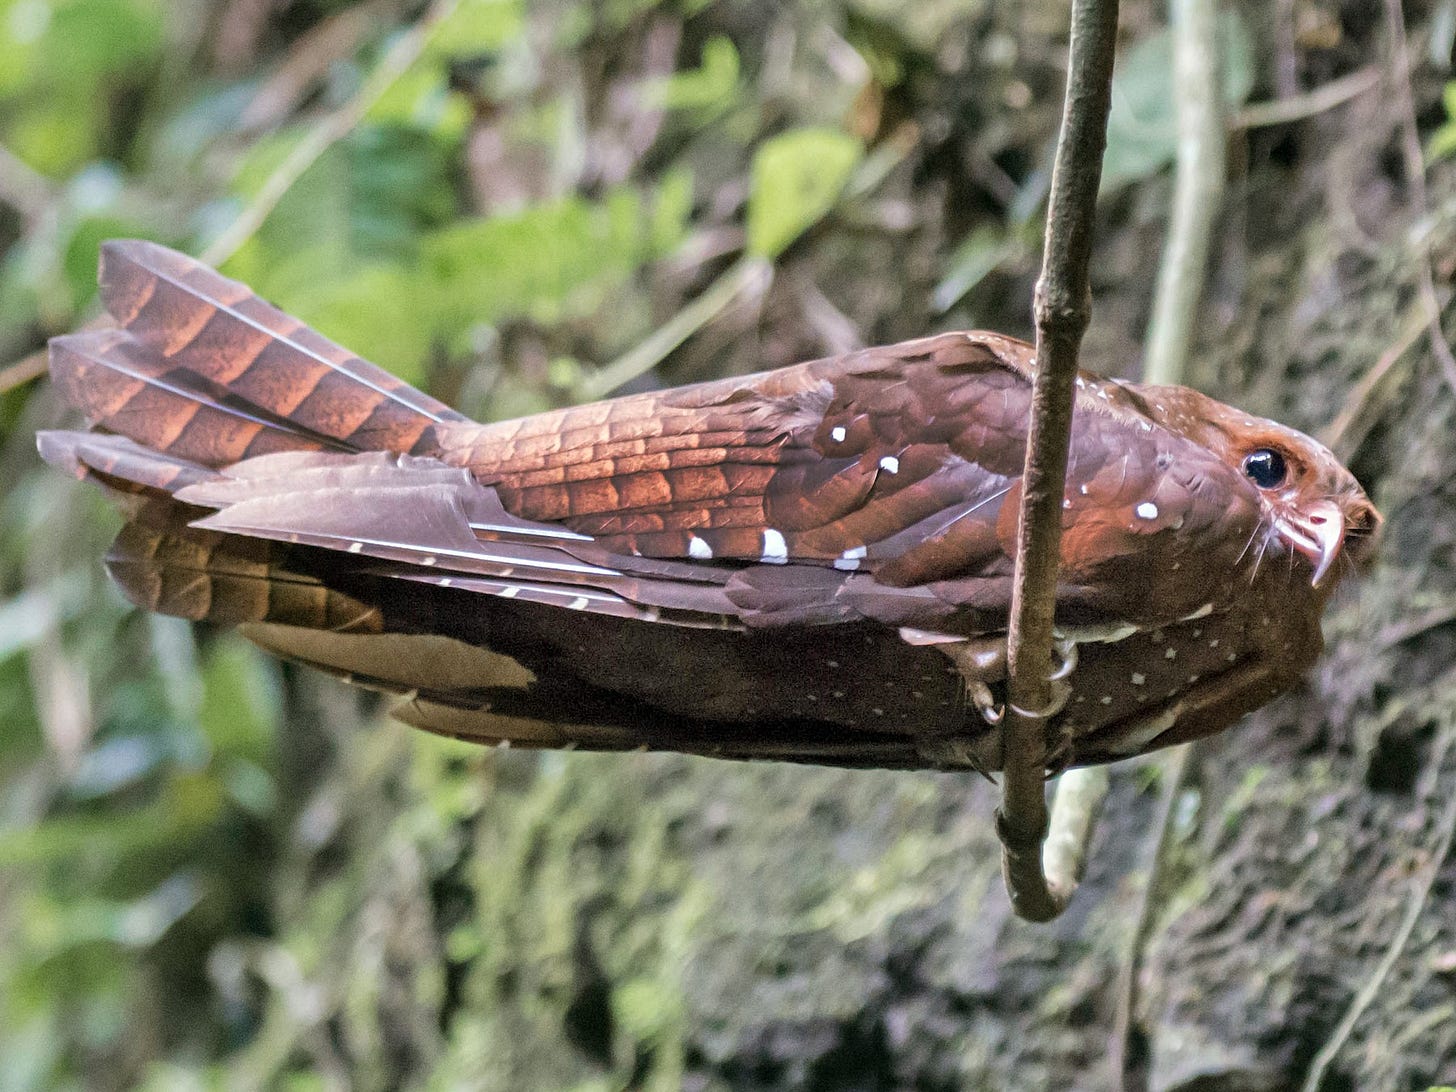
(106, 515), (384, 632)
(37, 430), (216, 495)
(48, 239), (469, 466)
(49, 331), (342, 465)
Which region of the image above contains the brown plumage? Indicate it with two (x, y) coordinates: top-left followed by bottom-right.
(38, 241), (1381, 770)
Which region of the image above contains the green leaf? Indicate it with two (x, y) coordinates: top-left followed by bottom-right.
(640, 36), (739, 111)
(292, 264), (433, 386)
(746, 127), (862, 259)
(1102, 10), (1255, 194)
(422, 186), (674, 334)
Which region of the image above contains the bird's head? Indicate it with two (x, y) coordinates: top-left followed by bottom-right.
(1139, 386), (1382, 589)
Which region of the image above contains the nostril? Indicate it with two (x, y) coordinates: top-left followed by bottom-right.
(1309, 512), (1329, 524)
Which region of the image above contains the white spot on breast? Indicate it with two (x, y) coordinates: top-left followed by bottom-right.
(826, 660), (839, 668)
(1131, 673), (1146, 686)
(688, 535), (713, 560)
(1164, 647), (1177, 659)
(831, 426), (847, 443)
(872, 707), (885, 716)
(762, 528), (788, 564)
(348, 542), (363, 553)
(879, 455), (900, 474)
(1209, 638), (1219, 648)
(1136, 501), (1159, 520)
(1100, 695), (1113, 705)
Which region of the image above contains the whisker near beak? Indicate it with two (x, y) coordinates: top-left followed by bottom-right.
(1274, 499), (1345, 587)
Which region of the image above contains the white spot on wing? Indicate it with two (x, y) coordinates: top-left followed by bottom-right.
(1131, 673), (1145, 686)
(688, 535), (713, 560)
(762, 528), (788, 564)
(834, 545), (867, 572)
(568, 596), (589, 610)
(879, 455), (900, 474)
(1136, 502), (1159, 520)
(831, 426), (847, 443)
(348, 542), (363, 553)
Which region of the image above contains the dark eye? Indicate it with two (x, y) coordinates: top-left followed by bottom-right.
(1242, 448), (1287, 489)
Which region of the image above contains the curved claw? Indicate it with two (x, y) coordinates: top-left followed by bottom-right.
(970, 682), (1004, 726)
(1048, 637), (1078, 681)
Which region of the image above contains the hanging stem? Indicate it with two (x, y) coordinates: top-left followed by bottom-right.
(995, 0), (1120, 923)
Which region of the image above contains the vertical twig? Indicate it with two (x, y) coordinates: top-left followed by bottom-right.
(1383, 0), (1456, 398)
(200, 0), (460, 269)
(1112, 0), (1225, 1069)
(995, 0), (1120, 923)
(1298, 725), (1456, 1092)
(1144, 0), (1226, 385)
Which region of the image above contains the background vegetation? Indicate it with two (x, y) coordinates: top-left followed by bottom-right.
(1, 0), (1454, 1089)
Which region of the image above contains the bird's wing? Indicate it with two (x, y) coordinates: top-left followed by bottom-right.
(437, 333), (1259, 629)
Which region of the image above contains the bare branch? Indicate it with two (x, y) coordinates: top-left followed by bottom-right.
(1383, 0), (1456, 398)
(996, 0), (1120, 923)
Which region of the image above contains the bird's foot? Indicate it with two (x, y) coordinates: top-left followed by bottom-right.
(969, 681), (1003, 725)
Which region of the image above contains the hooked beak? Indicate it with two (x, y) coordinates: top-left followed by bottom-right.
(1274, 499), (1345, 587)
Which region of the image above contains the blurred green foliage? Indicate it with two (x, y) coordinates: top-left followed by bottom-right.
(0, 0), (1402, 1087)
(0, 0), (1035, 1084)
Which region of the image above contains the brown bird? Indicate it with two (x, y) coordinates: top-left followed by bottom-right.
(39, 242), (1380, 771)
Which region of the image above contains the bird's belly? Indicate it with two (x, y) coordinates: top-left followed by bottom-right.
(484, 598), (972, 733)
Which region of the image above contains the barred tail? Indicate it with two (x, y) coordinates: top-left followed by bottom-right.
(48, 239), (468, 467)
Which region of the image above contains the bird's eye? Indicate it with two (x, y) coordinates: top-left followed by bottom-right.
(1242, 448), (1287, 489)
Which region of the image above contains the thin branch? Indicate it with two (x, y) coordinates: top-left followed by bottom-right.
(1299, 724), (1456, 1092)
(238, 0), (405, 133)
(1144, 0), (1226, 385)
(576, 256), (771, 401)
(0, 349), (49, 395)
(1110, 742), (1194, 1090)
(0, 0), (455, 397)
(1230, 66), (1381, 131)
(1383, 0), (1456, 399)
(1110, 0), (1225, 1059)
(1319, 301), (1426, 457)
(0, 143), (57, 223)
(996, 0), (1120, 923)
(200, 0), (460, 269)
